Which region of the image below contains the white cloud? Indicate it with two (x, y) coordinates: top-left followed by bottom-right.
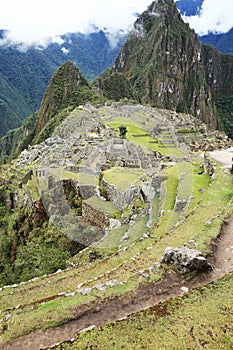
(183, 0), (233, 35)
(0, 0), (232, 47)
(61, 47), (70, 55)
(0, 0), (150, 46)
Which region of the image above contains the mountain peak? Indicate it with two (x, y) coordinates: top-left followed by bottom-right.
(35, 62), (89, 135)
(95, 0), (232, 130)
(132, 0), (179, 37)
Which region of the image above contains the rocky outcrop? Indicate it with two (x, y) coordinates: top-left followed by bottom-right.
(31, 198), (49, 227)
(161, 246), (212, 272)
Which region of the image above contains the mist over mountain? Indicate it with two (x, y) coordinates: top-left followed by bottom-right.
(0, 29), (126, 137)
(176, 0), (233, 54)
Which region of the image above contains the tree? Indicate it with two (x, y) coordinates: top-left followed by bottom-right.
(118, 125), (128, 139)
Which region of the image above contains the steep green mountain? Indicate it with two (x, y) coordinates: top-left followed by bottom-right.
(35, 61), (89, 135)
(0, 62), (105, 162)
(95, 0), (233, 136)
(0, 46), (58, 137)
(0, 72), (31, 135)
(0, 30), (126, 137)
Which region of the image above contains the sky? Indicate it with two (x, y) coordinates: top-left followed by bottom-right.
(181, 0), (233, 35)
(0, 0), (232, 47)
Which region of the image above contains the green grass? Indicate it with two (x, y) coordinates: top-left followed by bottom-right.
(96, 226), (129, 250)
(107, 120), (184, 157)
(57, 273), (233, 350)
(162, 165), (179, 211)
(85, 195), (121, 217)
(48, 169), (98, 185)
(154, 161), (233, 250)
(1, 156), (233, 344)
(3, 294), (96, 342)
(121, 213), (149, 247)
(27, 179), (40, 201)
(103, 167), (145, 191)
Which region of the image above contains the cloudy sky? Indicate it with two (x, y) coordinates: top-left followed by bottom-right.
(181, 0), (233, 35)
(0, 0), (232, 46)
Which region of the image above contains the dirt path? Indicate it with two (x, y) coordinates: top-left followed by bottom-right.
(1, 216), (232, 350)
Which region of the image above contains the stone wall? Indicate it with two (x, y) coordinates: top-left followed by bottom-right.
(100, 177), (139, 210)
(82, 202), (110, 228)
(203, 152), (214, 175)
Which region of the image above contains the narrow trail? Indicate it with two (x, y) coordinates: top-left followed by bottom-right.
(1, 216), (232, 350)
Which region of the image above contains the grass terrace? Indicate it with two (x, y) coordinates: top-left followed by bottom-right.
(84, 195), (121, 218)
(106, 118), (185, 158)
(102, 167), (145, 191)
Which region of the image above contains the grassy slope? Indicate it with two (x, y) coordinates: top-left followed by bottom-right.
(53, 273), (233, 350)
(107, 120), (184, 158)
(1, 153), (233, 343)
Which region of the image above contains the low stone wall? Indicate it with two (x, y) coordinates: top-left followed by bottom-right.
(82, 202), (110, 228)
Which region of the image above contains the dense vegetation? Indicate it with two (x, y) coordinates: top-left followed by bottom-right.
(216, 96), (233, 138)
(0, 206), (83, 285)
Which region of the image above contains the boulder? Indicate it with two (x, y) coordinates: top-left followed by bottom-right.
(161, 246), (212, 272)
(140, 182), (155, 202)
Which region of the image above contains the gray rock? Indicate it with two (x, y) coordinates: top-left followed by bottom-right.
(65, 292), (76, 297)
(140, 182), (155, 202)
(120, 232), (129, 242)
(94, 284), (106, 291)
(105, 280), (120, 287)
(78, 287), (92, 295)
(3, 314), (12, 321)
(109, 219), (121, 230)
(175, 198), (187, 211)
(161, 246), (212, 272)
(79, 325), (96, 333)
(138, 270), (150, 278)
